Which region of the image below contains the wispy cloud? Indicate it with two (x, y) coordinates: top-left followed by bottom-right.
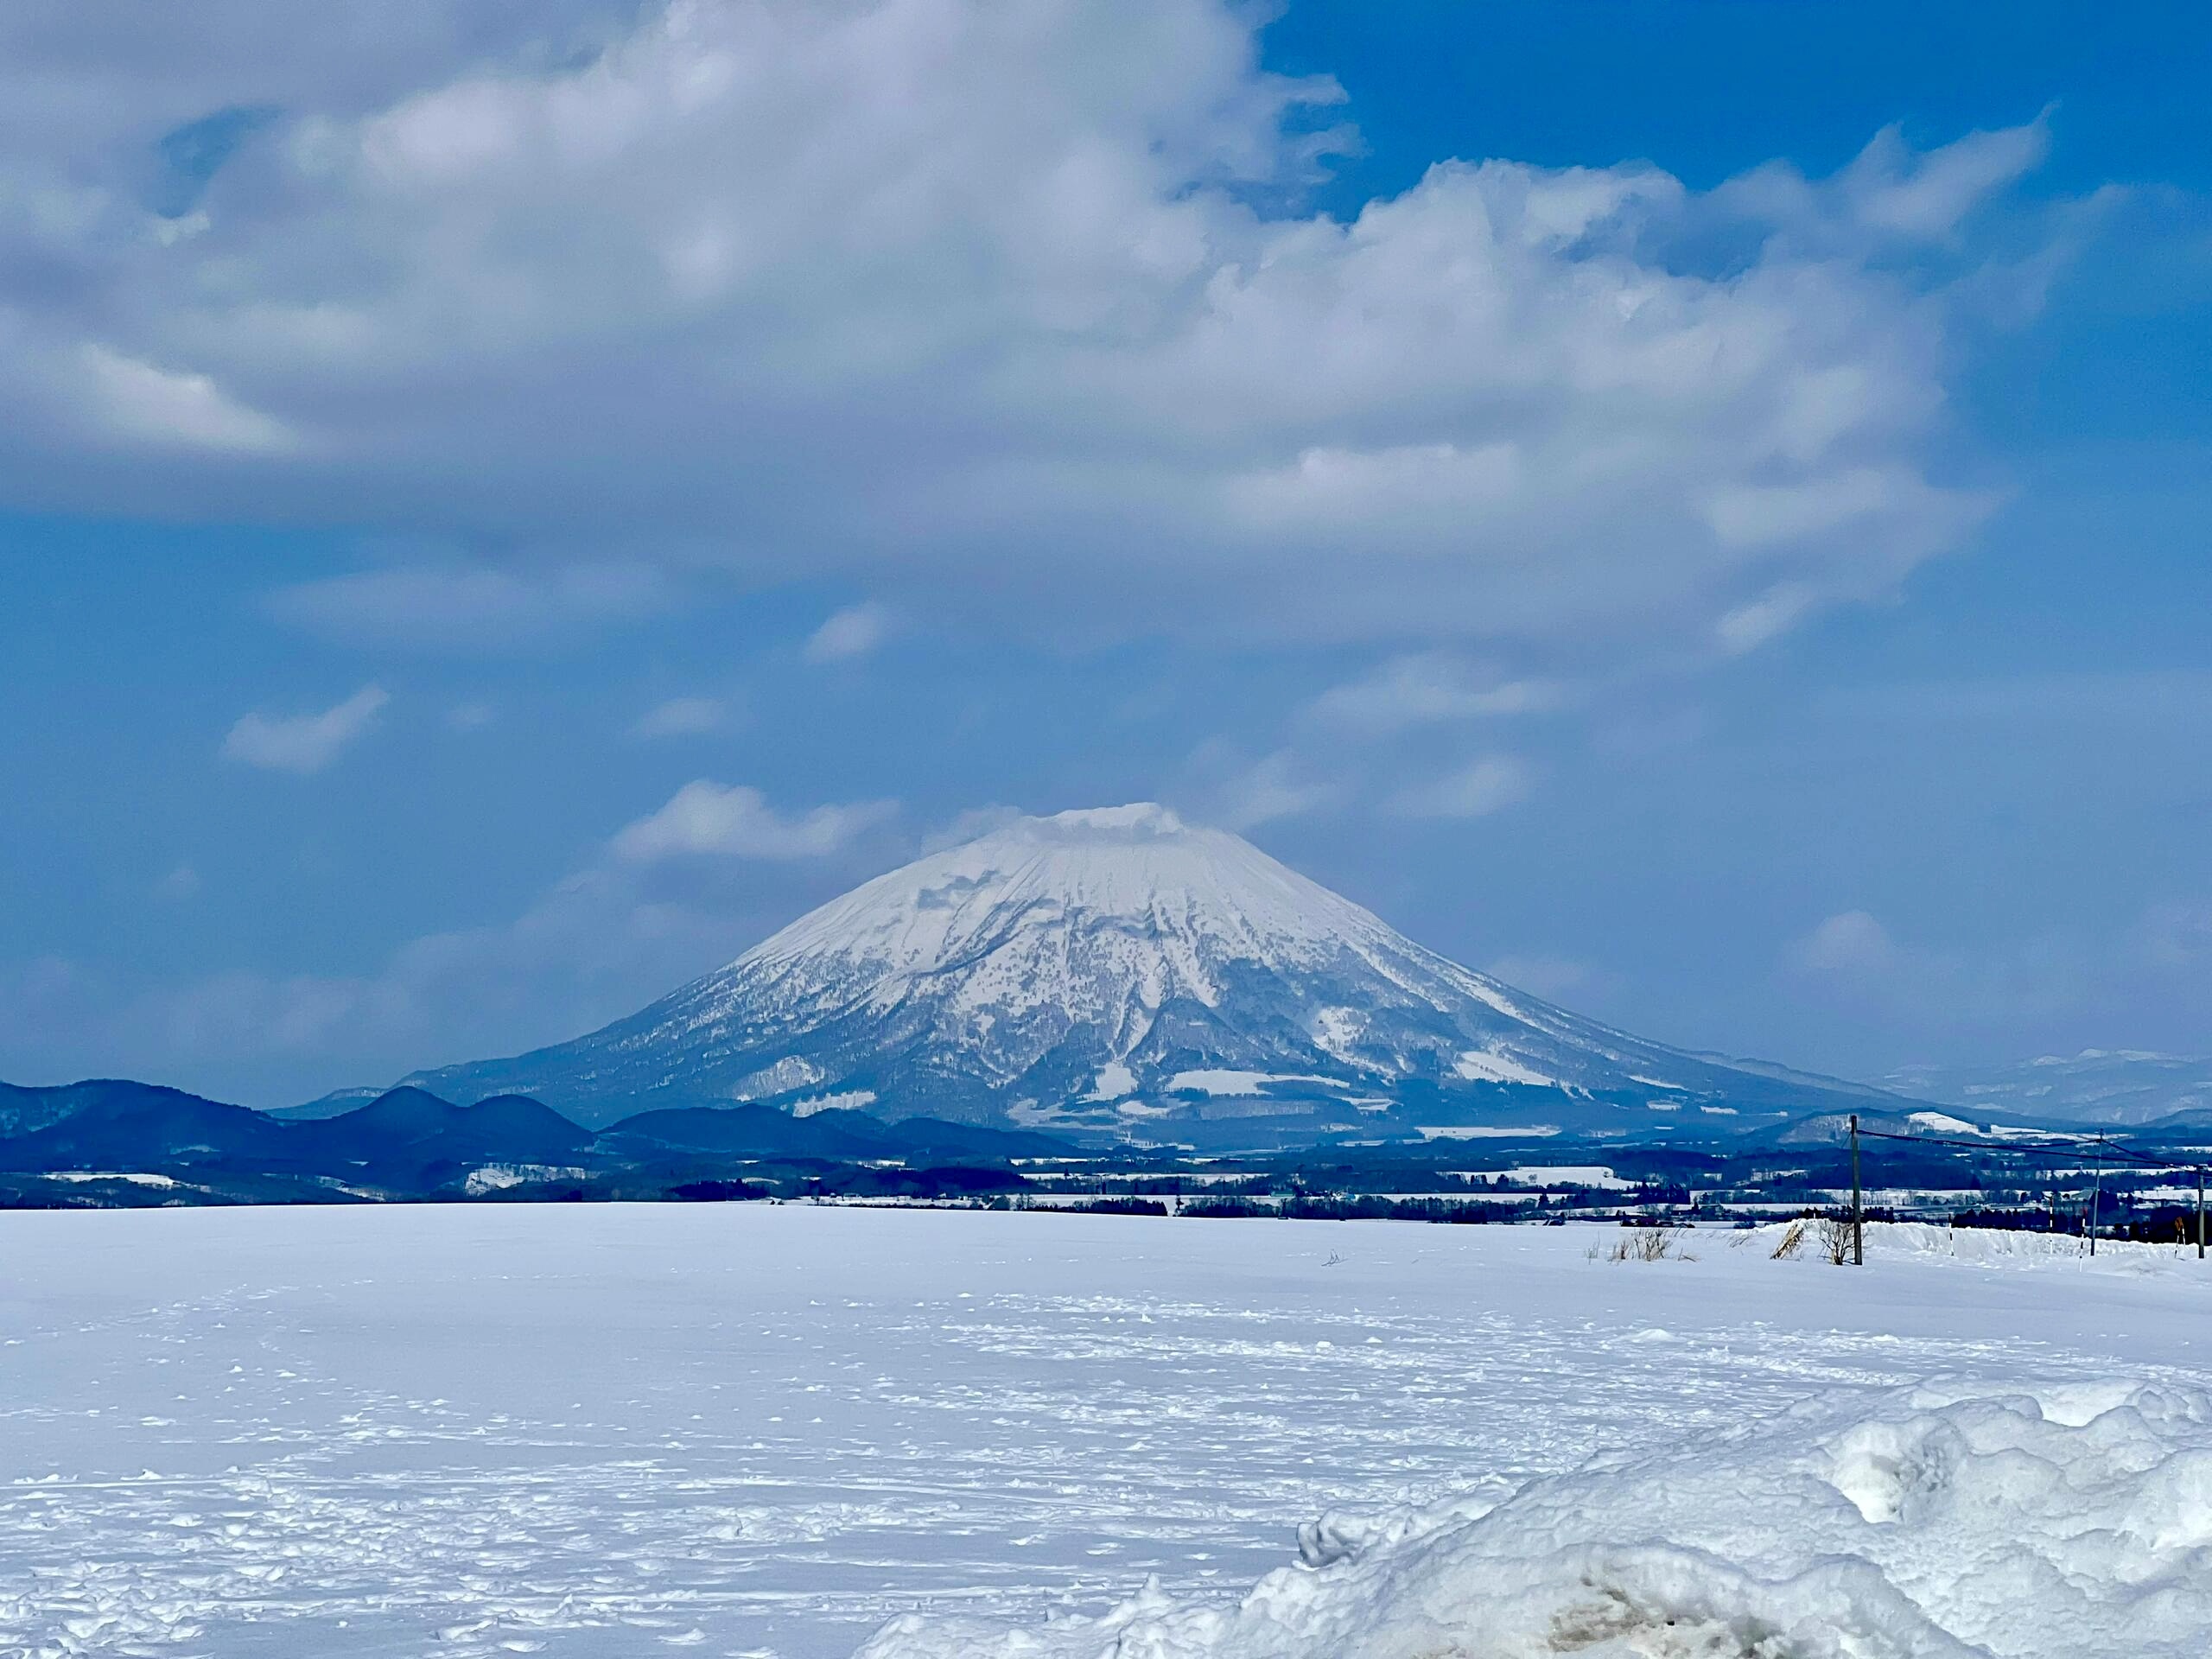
(221, 685), (389, 775)
(1308, 654), (1565, 732)
(612, 781), (897, 861)
(1212, 751), (1334, 831)
(1387, 755), (1532, 820)
(265, 563), (672, 653)
(630, 696), (730, 740)
(804, 603), (892, 664)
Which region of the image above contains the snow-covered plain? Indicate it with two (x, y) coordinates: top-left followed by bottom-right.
(2, 1206), (2208, 1658)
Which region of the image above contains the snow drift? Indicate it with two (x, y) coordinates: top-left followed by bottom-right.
(858, 1382), (2212, 1659)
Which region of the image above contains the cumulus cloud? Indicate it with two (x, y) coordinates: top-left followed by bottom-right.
(0, 0), (2050, 657)
(630, 696), (729, 739)
(220, 684), (389, 773)
(803, 602), (892, 664)
(1387, 754), (1532, 820)
(612, 780), (897, 860)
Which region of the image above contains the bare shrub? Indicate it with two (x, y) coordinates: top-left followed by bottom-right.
(1770, 1220), (1806, 1260)
(1609, 1225), (1691, 1262)
(1817, 1215), (1856, 1265)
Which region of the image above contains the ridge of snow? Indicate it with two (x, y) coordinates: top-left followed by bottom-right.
(860, 1378), (2212, 1659)
(1452, 1049), (1556, 1088)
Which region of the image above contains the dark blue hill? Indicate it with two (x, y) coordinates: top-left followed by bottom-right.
(0, 1081), (292, 1170)
(301, 1088), (594, 1166)
(0, 1075), (1069, 1200)
(0, 1077), (245, 1140)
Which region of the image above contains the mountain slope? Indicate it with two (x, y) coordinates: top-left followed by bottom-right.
(406, 803), (1904, 1136)
(1886, 1051), (2212, 1128)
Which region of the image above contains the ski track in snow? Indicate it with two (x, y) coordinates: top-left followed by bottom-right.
(0, 1205), (2206, 1658)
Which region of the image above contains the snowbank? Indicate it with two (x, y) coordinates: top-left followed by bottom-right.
(858, 1382), (2212, 1659)
(1746, 1217), (2207, 1276)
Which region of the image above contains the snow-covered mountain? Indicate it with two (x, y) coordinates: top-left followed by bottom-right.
(1885, 1050), (2212, 1128)
(405, 804), (1900, 1137)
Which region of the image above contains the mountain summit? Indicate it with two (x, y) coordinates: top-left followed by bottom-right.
(404, 804), (1893, 1137)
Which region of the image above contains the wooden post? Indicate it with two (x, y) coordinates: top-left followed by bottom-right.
(2088, 1149), (2101, 1258)
(2197, 1166), (2204, 1261)
(1849, 1114), (1863, 1267)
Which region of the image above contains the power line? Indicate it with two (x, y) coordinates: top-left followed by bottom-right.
(1851, 1125), (2196, 1171)
(1845, 1115), (2207, 1262)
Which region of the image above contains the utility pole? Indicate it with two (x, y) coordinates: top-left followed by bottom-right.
(1849, 1114), (1863, 1267)
(2088, 1146), (2101, 1258)
(2196, 1165), (2204, 1261)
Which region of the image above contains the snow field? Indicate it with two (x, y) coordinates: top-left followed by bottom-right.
(1, 1207), (2207, 1658)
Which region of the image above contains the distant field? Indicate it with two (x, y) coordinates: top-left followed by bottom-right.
(1, 1207), (2206, 1657)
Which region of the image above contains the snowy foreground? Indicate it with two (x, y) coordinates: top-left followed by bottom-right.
(2, 1208), (2208, 1658)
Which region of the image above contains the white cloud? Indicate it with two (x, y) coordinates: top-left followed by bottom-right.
(1840, 116), (2052, 240)
(1211, 751), (1333, 831)
(630, 696), (728, 739)
(803, 603), (892, 664)
(1790, 910), (1902, 979)
(918, 803), (1027, 853)
(0, 1), (2055, 658)
(1388, 754), (1532, 820)
(220, 684), (389, 774)
(74, 343), (295, 454)
(1713, 583), (1821, 655)
(612, 780), (897, 861)
(265, 562), (672, 652)
(1309, 654), (1564, 731)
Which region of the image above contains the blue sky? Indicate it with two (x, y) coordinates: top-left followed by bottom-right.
(2, 0), (2207, 1105)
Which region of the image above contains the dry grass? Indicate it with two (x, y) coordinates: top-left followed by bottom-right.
(1607, 1225), (1694, 1262)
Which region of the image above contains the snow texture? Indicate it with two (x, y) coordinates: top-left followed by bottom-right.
(867, 1382), (2212, 1659)
(404, 804), (1895, 1130)
(3, 1207), (2209, 1658)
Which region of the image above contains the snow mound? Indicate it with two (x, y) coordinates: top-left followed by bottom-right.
(857, 1383), (2212, 1659)
(1746, 1219), (2205, 1276)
